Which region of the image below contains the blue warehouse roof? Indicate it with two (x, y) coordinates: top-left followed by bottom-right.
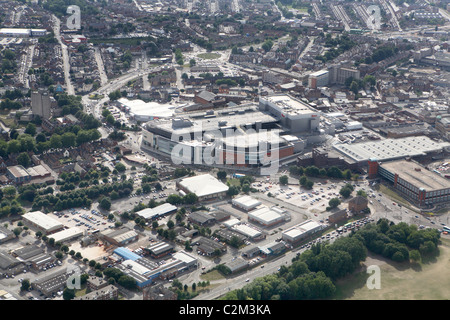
(114, 247), (141, 261)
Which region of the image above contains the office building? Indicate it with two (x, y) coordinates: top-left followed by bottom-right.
(308, 70), (329, 89)
(369, 159), (450, 207)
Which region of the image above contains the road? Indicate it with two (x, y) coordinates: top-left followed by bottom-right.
(331, 4), (351, 32)
(81, 61), (168, 134)
(18, 44), (34, 88)
(52, 15), (75, 95)
(94, 47), (108, 86)
(298, 36), (316, 60)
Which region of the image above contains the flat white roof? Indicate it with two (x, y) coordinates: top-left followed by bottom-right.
(118, 98), (175, 119)
(262, 94), (318, 116)
(50, 228), (84, 243)
(283, 220), (323, 239)
(310, 69), (329, 77)
(232, 224), (262, 238)
(223, 218), (240, 228)
(232, 195), (261, 209)
(122, 259), (151, 276)
(172, 251), (197, 265)
(179, 174), (229, 198)
(333, 136), (450, 162)
(248, 206), (284, 224)
(0, 28), (30, 35)
(22, 211), (63, 232)
(136, 203), (177, 220)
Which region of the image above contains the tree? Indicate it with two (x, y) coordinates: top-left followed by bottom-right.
(63, 288), (75, 300)
(299, 176), (308, 186)
(229, 235), (243, 248)
(13, 227), (22, 237)
(183, 193), (198, 205)
(166, 194), (183, 205)
(262, 39), (273, 52)
(16, 152), (31, 167)
(7, 140), (21, 154)
(61, 132), (77, 148)
(409, 249), (421, 263)
(279, 175), (288, 185)
(356, 190), (367, 198)
(49, 135), (62, 149)
(115, 162), (126, 173)
(99, 197), (112, 210)
(108, 90), (122, 101)
(24, 123), (36, 136)
(227, 185), (240, 197)
(339, 186), (352, 198)
(350, 81), (359, 95)
(217, 170), (227, 181)
(118, 275), (137, 290)
(419, 240), (437, 256)
(3, 186), (16, 198)
(305, 180), (314, 190)
(328, 198), (341, 209)
(20, 279), (31, 291)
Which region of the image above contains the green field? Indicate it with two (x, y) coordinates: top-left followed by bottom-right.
(334, 237), (450, 300)
(200, 270), (225, 282)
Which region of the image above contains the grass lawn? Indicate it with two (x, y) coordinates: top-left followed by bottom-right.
(200, 269), (225, 282)
(75, 287), (88, 297)
(333, 237), (450, 300)
(0, 115), (16, 128)
(197, 52), (221, 60)
(227, 178), (241, 188)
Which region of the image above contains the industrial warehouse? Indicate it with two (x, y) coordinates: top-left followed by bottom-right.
(135, 203), (178, 221)
(333, 136), (450, 165)
(113, 247), (198, 288)
(22, 211), (64, 235)
(247, 205), (289, 227)
(282, 220), (325, 244)
(176, 174), (229, 201)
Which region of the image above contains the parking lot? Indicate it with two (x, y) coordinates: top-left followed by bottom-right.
(251, 177), (376, 221)
(49, 208), (116, 233)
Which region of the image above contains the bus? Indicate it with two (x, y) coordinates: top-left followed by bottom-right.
(442, 226), (450, 233)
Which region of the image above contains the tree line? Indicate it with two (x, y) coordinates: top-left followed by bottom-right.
(221, 219), (441, 300)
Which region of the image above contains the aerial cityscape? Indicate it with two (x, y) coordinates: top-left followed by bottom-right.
(0, 0), (449, 304)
